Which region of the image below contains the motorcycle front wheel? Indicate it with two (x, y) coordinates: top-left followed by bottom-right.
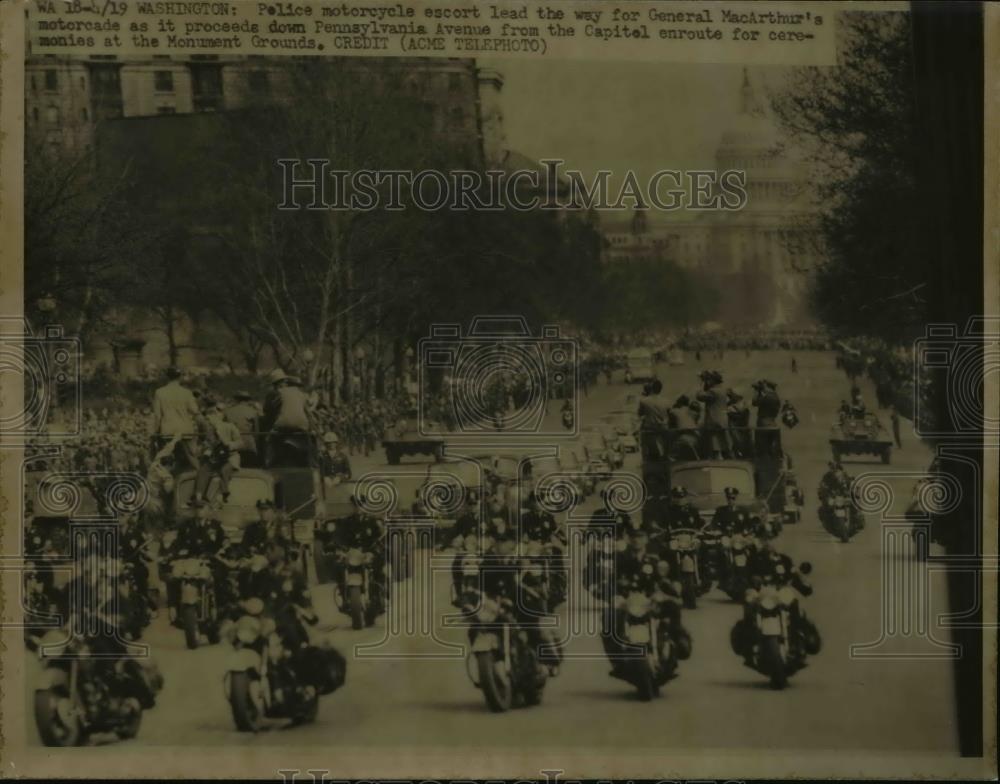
(838, 518), (851, 544)
(180, 605), (200, 650)
(347, 585), (365, 630)
(115, 698), (143, 740)
(633, 658), (657, 702)
(34, 688), (83, 747)
(475, 651), (512, 713)
(228, 671), (265, 732)
(681, 573), (698, 610)
(761, 636), (788, 690)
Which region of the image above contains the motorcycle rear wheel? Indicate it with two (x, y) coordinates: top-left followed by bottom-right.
(180, 604), (199, 650)
(34, 688), (83, 747)
(347, 585), (365, 630)
(229, 671), (265, 732)
(475, 651), (512, 713)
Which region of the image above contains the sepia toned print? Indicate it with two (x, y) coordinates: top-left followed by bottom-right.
(0, 0), (995, 780)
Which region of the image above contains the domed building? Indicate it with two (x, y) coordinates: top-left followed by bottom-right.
(674, 68), (821, 326)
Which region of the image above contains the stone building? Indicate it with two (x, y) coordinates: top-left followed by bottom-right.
(600, 69), (822, 326)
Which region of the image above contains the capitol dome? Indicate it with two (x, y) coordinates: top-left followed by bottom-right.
(715, 69), (782, 168)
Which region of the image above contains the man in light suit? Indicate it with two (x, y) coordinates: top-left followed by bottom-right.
(151, 367), (200, 469)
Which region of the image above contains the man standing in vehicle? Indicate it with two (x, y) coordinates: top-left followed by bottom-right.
(192, 402), (242, 505)
(151, 367), (200, 469)
(752, 379), (782, 456)
(226, 391), (262, 468)
(696, 370), (730, 459)
(263, 371), (312, 467)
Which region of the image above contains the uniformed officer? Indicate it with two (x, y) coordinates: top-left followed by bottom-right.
(241, 498), (289, 557)
(711, 487), (750, 534)
(665, 486), (702, 532)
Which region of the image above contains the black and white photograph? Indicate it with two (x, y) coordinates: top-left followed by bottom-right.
(0, 0), (995, 779)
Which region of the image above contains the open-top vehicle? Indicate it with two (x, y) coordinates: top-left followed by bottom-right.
(640, 427), (794, 535)
(830, 412), (893, 464)
(623, 348), (656, 384)
(382, 409), (446, 465)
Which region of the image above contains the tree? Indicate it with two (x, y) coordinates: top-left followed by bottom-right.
(24, 140), (158, 344)
(771, 12), (926, 343)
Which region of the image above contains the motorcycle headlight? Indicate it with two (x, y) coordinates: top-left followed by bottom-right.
(777, 587), (796, 607)
(775, 564), (786, 576)
(326, 522), (336, 533)
(625, 592), (650, 618)
(721, 536), (731, 547)
(243, 597), (265, 616)
(744, 588), (758, 604)
(236, 617), (260, 644)
(477, 599), (499, 624)
(347, 549), (364, 567)
(760, 594), (778, 611)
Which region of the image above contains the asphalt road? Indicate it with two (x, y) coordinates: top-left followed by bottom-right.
(27, 350), (961, 754)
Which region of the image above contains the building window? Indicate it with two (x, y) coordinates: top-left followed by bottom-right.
(156, 105), (176, 115)
(80, 76), (86, 89)
(44, 70), (58, 90)
(81, 107), (89, 121)
(448, 72), (463, 91)
(450, 106), (465, 129)
(30, 75), (37, 91)
(154, 70), (174, 92)
(248, 70), (269, 94)
(45, 105), (59, 123)
(32, 107), (39, 123)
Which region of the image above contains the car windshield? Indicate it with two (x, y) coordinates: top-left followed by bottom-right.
(671, 466), (754, 497)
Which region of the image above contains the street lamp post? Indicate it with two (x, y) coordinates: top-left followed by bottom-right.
(354, 346), (366, 399)
(35, 294), (59, 414)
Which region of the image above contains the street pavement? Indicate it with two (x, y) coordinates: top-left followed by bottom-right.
(26, 350), (960, 754)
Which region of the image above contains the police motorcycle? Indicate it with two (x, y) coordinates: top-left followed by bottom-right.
(222, 588), (346, 731)
(459, 541), (552, 713)
(820, 492), (864, 543)
(33, 591), (164, 747)
(695, 524), (727, 596)
(720, 528), (758, 601)
(730, 556), (821, 689)
(334, 543), (385, 630)
(664, 527), (703, 609)
(608, 534), (692, 702)
(163, 544), (246, 649)
(617, 582), (686, 702)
